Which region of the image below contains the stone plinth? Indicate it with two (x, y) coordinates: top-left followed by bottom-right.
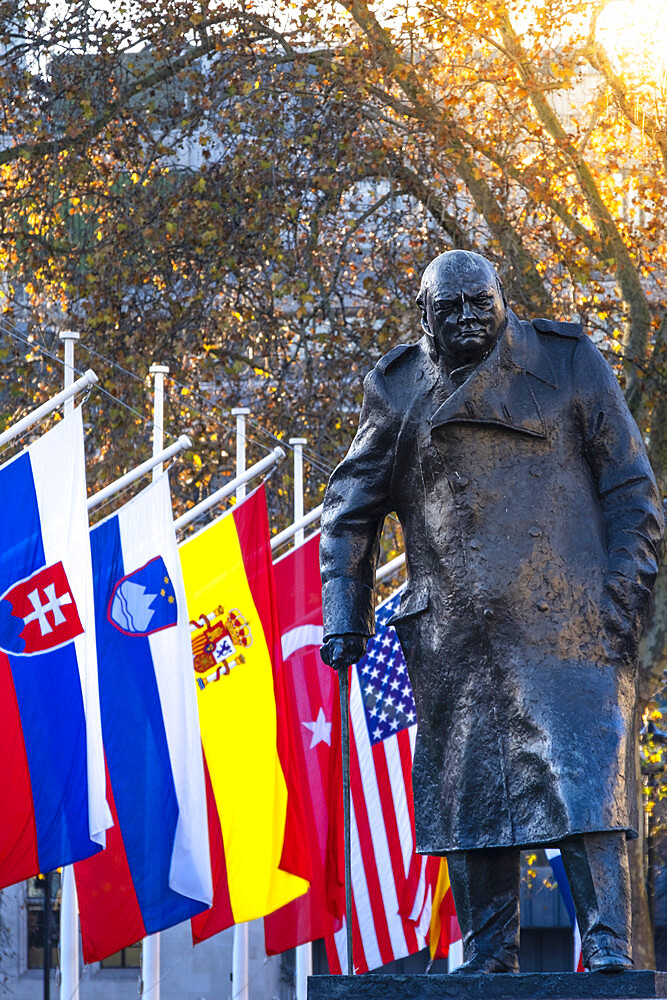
(308, 973), (667, 1000)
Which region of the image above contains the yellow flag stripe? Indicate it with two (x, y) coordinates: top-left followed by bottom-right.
(179, 507), (308, 921)
(429, 858), (451, 961)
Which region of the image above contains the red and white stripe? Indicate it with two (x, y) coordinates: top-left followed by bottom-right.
(325, 639), (429, 972)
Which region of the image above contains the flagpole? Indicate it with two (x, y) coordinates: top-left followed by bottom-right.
(0, 369), (97, 450)
(290, 437), (313, 1000)
(231, 406), (250, 502)
(141, 364), (169, 1000)
(232, 404), (250, 1000)
(59, 330), (81, 1000)
(289, 438), (307, 548)
(174, 448), (284, 532)
(87, 435), (191, 512)
(150, 365), (170, 478)
(339, 665), (354, 976)
(270, 504), (323, 553)
(375, 552), (406, 583)
(43, 870), (52, 1000)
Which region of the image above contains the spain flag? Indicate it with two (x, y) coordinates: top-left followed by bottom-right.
(426, 857), (461, 963)
(179, 485), (310, 940)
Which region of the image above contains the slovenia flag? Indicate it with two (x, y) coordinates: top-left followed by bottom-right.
(0, 408), (111, 889)
(75, 475), (213, 963)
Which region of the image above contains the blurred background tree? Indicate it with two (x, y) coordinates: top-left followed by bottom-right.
(0, 0), (664, 963)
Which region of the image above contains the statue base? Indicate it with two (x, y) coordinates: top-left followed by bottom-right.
(308, 972), (667, 1000)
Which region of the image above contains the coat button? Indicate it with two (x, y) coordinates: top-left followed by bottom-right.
(537, 601), (549, 612)
(483, 608), (494, 620)
(470, 538), (481, 550)
(529, 526), (542, 537)
(450, 474), (470, 492)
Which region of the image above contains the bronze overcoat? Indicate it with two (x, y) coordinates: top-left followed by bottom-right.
(320, 312), (664, 853)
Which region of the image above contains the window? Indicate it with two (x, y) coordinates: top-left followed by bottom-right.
(26, 873), (60, 970)
(100, 943), (141, 969)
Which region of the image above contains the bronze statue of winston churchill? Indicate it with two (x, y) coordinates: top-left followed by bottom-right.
(320, 250), (664, 974)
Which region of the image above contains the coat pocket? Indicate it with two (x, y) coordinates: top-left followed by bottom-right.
(387, 583), (430, 626)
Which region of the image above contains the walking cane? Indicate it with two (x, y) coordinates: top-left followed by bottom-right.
(338, 664), (354, 976)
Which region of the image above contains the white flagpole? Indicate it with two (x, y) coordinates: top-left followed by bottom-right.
(375, 552), (406, 583)
(231, 406), (250, 502)
(0, 369), (97, 450)
(289, 438), (307, 549)
(295, 942), (313, 1000)
(141, 364), (169, 1000)
(87, 436), (191, 512)
(232, 404), (250, 1000)
(150, 364), (169, 480)
(269, 503), (405, 584)
(174, 448), (284, 533)
(61, 329), (79, 418)
(270, 504), (323, 554)
(59, 330), (81, 1000)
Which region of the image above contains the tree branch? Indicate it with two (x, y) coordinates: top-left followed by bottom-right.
(496, 11), (652, 410)
(336, 0), (551, 314)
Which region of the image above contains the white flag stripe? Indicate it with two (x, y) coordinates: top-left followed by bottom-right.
(448, 938), (464, 971)
(29, 410), (110, 843)
(331, 798), (379, 973)
(417, 884), (433, 940)
(350, 795), (383, 972)
(350, 667), (409, 961)
(117, 477), (212, 905)
(408, 857), (428, 923)
(333, 916), (356, 976)
(383, 735), (414, 876)
(326, 584), (431, 974)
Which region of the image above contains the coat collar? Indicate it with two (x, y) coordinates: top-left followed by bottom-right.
(428, 312), (557, 439)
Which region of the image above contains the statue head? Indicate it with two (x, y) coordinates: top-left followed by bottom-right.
(416, 250), (508, 368)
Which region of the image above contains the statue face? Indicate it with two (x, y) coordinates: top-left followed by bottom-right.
(424, 258), (507, 368)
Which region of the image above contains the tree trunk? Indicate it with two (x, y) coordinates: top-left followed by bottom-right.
(629, 771), (656, 969)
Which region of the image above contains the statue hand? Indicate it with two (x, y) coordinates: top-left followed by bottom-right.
(320, 633), (368, 671)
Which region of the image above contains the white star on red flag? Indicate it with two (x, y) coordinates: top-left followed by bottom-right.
(302, 706), (332, 748)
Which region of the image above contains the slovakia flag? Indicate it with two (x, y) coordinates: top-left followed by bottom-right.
(75, 475), (212, 963)
(0, 408), (111, 890)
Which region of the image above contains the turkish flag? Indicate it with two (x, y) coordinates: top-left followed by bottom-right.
(264, 532), (344, 954)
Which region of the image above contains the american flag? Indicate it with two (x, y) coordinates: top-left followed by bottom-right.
(325, 588), (433, 973)
(360, 597), (417, 744)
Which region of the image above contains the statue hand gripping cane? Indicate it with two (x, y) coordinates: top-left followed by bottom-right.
(320, 633), (368, 976)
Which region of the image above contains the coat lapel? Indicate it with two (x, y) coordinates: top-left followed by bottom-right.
(429, 314), (556, 439)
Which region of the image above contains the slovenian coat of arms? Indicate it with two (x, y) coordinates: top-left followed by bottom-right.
(191, 605), (253, 690)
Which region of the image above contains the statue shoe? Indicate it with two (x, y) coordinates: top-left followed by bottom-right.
(585, 947), (633, 973)
(450, 952), (519, 975)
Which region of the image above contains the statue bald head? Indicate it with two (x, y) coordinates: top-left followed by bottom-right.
(417, 250), (508, 368)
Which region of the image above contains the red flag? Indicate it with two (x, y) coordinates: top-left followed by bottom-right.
(264, 533), (344, 953)
(264, 538), (453, 970)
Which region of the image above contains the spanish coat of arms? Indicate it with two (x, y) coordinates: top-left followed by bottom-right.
(191, 605), (253, 689)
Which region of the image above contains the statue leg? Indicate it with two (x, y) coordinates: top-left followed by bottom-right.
(446, 847), (520, 973)
(559, 831), (632, 972)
